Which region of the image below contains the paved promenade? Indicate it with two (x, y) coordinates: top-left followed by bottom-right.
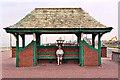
(1, 50), (118, 78)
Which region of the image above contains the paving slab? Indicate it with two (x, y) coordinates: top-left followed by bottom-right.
(1, 50), (118, 78)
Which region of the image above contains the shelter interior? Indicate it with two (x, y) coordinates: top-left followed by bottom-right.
(4, 8), (112, 67)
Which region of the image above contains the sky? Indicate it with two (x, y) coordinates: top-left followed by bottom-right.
(0, 0), (119, 47)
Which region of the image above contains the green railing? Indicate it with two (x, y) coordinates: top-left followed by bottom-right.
(38, 53), (79, 55)
(37, 46), (79, 48)
(81, 41), (99, 52)
(37, 57), (79, 59)
(19, 40), (34, 52)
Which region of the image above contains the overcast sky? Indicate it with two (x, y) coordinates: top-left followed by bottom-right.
(0, 0), (119, 47)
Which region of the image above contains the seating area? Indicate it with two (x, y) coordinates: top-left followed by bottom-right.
(37, 46), (79, 64)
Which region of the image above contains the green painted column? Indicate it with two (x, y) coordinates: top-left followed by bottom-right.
(33, 33), (37, 66)
(98, 33), (102, 66)
(16, 33), (19, 67)
(34, 41), (37, 66)
(78, 33), (84, 66)
(92, 34), (96, 48)
(80, 39), (84, 66)
(77, 34), (80, 65)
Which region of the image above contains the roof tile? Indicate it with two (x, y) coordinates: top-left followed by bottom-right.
(9, 8), (107, 28)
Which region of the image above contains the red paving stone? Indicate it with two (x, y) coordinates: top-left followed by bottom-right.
(2, 50), (118, 78)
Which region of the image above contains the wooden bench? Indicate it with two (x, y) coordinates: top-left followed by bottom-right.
(37, 53), (79, 63)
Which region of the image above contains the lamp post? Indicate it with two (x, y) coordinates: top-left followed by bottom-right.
(56, 37), (64, 47)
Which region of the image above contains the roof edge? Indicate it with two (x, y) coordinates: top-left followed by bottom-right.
(35, 8), (83, 10)
(4, 27), (113, 30)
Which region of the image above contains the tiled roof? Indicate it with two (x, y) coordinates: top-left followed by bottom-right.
(8, 8), (107, 28)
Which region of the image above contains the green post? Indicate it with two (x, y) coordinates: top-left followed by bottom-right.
(76, 34), (80, 65)
(33, 33), (37, 66)
(34, 41), (37, 66)
(16, 34), (19, 67)
(98, 33), (102, 66)
(78, 33), (84, 66)
(92, 34), (96, 47)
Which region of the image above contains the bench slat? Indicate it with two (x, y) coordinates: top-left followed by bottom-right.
(38, 53), (79, 55)
(37, 57), (79, 59)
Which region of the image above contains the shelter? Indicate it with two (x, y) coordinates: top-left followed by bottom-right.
(4, 8), (112, 67)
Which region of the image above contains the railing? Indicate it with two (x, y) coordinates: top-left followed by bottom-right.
(37, 46), (79, 48)
(19, 40), (34, 52)
(81, 40), (99, 52)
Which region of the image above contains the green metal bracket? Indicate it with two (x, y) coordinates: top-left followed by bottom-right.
(49, 59), (53, 64)
(82, 41), (99, 52)
(19, 40), (34, 52)
(63, 59), (67, 63)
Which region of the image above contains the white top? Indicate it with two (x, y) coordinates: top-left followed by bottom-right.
(56, 49), (64, 55)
